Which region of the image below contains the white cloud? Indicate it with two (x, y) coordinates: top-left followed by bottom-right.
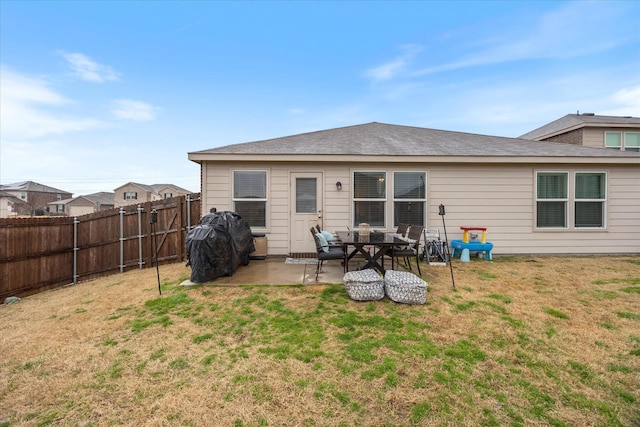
(59, 51), (120, 83)
(365, 44), (422, 82)
(0, 67), (103, 139)
(605, 85), (640, 116)
(111, 99), (160, 122)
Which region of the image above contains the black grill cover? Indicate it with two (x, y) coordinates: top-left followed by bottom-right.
(186, 211), (255, 283)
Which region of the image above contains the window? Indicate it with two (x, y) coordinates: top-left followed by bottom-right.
(393, 172), (425, 226)
(575, 173), (606, 228)
(233, 170), (267, 228)
(625, 132), (640, 152)
(605, 132), (622, 149)
(536, 172), (568, 228)
(164, 193), (173, 199)
(606, 131), (640, 151)
(124, 192), (138, 200)
(536, 171), (606, 229)
(296, 178), (316, 214)
(353, 171), (386, 227)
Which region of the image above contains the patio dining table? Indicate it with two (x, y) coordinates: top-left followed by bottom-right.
(335, 230), (410, 275)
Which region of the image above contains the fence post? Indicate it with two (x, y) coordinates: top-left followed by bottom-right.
(186, 194), (192, 231)
(73, 217), (79, 284)
(119, 207), (125, 273)
(137, 204), (144, 269)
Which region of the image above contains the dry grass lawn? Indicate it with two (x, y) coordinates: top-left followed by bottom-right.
(1, 255), (639, 427)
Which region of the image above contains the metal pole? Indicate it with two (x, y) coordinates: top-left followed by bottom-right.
(439, 204), (456, 288)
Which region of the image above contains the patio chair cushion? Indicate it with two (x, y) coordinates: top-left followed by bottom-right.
(320, 230), (336, 242)
(343, 269), (384, 301)
(384, 270), (428, 305)
(315, 232), (330, 252)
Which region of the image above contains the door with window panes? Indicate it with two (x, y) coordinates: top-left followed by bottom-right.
(290, 173), (323, 253)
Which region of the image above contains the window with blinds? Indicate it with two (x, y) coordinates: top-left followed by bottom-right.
(353, 171), (386, 227)
(624, 132), (640, 152)
(393, 172), (425, 226)
(575, 173), (605, 228)
(233, 170), (267, 228)
(536, 172), (568, 228)
(536, 171), (607, 229)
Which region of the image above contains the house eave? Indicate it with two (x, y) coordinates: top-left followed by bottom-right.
(188, 153), (640, 165)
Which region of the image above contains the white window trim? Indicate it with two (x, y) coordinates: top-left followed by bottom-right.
(574, 171), (607, 230)
(352, 170), (387, 228)
(535, 171), (568, 230)
(232, 169), (269, 230)
(623, 131), (640, 152)
(605, 131), (622, 149)
(535, 170), (607, 230)
(392, 171), (426, 227)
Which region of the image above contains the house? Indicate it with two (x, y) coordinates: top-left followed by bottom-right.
(48, 192), (115, 217)
(520, 113), (640, 151)
(0, 181), (72, 217)
(113, 182), (192, 207)
(188, 122), (640, 257)
(0, 191), (26, 218)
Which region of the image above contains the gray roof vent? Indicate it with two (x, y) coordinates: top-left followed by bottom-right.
(581, 112), (595, 116)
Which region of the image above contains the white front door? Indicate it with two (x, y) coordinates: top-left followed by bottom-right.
(290, 172), (323, 254)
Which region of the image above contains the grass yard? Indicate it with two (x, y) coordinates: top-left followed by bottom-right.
(1, 256), (639, 426)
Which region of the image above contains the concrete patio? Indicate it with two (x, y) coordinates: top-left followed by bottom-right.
(181, 256), (346, 287)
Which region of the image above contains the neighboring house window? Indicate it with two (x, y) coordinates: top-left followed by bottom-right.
(575, 173), (606, 228)
(605, 132), (640, 151)
(124, 192), (138, 200)
(233, 170), (267, 228)
(20, 192), (26, 200)
(393, 171), (425, 227)
(624, 132), (640, 152)
(164, 193), (173, 199)
(353, 171), (386, 227)
(536, 171), (606, 229)
(605, 132), (622, 149)
(56, 204), (64, 213)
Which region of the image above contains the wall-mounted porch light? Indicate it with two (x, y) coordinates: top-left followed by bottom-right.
(336, 181), (342, 191)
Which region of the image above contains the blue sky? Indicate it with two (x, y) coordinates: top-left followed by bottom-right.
(1, 1), (639, 196)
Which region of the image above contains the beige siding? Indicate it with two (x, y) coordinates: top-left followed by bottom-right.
(582, 128), (605, 148)
(201, 161), (640, 256)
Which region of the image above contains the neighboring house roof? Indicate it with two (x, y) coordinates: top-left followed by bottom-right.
(49, 192), (115, 207)
(0, 180), (70, 194)
(0, 190), (26, 205)
(149, 184), (192, 194)
(114, 182), (192, 194)
(84, 192), (115, 205)
(520, 113), (640, 140)
(189, 122), (640, 161)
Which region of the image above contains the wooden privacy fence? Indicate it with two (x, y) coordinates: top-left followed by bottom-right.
(0, 194), (201, 300)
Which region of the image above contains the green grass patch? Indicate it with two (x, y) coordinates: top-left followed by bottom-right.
(614, 311), (640, 321)
(620, 286), (640, 294)
(544, 308), (569, 319)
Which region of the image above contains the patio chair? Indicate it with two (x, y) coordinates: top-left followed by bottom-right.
(390, 225), (423, 276)
(396, 223), (409, 237)
(310, 227), (346, 280)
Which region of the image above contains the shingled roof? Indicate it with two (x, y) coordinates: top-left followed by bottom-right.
(190, 122), (640, 159)
(520, 114), (640, 140)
